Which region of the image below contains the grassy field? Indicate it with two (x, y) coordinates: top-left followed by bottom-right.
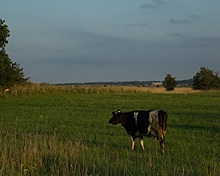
(0, 86), (220, 175)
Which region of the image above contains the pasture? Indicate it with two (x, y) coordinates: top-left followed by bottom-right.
(0, 86), (220, 175)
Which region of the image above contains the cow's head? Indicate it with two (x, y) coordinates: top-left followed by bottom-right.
(109, 110), (121, 125)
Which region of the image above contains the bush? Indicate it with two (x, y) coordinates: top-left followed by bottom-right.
(193, 67), (220, 90)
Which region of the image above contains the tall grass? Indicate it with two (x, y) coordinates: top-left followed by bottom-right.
(0, 124), (219, 175)
(0, 124), (180, 175)
(0, 83), (202, 97)
(0, 127), (87, 175)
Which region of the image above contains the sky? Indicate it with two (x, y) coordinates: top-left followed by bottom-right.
(1, 0), (220, 83)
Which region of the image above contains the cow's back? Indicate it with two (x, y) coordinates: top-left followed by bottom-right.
(135, 111), (151, 134)
(136, 110), (167, 135)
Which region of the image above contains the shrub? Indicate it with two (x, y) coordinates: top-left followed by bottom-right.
(192, 67), (220, 90)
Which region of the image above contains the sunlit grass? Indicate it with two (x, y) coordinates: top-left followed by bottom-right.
(1, 83), (202, 98)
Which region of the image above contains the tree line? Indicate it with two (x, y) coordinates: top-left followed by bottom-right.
(1, 19), (220, 91)
(164, 67), (220, 91)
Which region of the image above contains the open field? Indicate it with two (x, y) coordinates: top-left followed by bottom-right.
(0, 86), (220, 175)
(1, 83), (202, 97)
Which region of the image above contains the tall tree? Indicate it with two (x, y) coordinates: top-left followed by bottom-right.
(0, 19), (29, 88)
(163, 73), (176, 91)
(0, 19), (10, 49)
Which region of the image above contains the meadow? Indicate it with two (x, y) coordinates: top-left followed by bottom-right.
(0, 85), (219, 175)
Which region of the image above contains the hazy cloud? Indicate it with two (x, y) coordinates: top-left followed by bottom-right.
(10, 28), (220, 83)
(167, 32), (183, 37)
(152, 0), (166, 6)
(188, 14), (201, 19)
(125, 22), (148, 27)
(199, 37), (220, 45)
(169, 19), (191, 25)
(139, 0), (166, 10)
(169, 14), (200, 26)
(52, 55), (121, 67)
(139, 3), (159, 9)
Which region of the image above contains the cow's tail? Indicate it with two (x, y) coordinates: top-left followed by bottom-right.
(158, 110), (167, 134)
(158, 110), (167, 154)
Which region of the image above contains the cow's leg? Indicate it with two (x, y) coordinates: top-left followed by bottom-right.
(156, 125), (165, 154)
(130, 136), (135, 150)
(139, 137), (145, 150)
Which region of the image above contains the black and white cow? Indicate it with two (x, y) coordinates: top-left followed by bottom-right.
(109, 110), (167, 154)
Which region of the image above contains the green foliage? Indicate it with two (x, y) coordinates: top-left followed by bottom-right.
(0, 19), (29, 89)
(0, 19), (10, 49)
(163, 73), (176, 91)
(0, 50), (29, 88)
(193, 67), (220, 90)
(0, 92), (220, 175)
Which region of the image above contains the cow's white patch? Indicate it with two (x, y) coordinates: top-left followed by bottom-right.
(133, 112), (138, 126)
(134, 112), (140, 136)
(147, 110), (160, 137)
(149, 110), (159, 122)
(149, 110), (159, 129)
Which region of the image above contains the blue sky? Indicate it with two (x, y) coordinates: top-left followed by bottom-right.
(2, 0), (220, 83)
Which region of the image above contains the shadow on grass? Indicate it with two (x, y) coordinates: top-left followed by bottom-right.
(169, 124), (220, 133)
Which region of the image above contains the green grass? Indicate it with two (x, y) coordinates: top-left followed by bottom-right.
(0, 91), (220, 175)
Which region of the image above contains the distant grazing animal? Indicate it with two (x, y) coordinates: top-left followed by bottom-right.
(109, 110), (167, 154)
(3, 88), (10, 93)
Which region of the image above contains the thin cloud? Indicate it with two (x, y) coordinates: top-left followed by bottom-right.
(125, 22), (148, 27)
(169, 19), (191, 25)
(199, 37), (220, 44)
(169, 15), (199, 26)
(167, 32), (183, 37)
(152, 0), (166, 6)
(139, 0), (166, 10)
(188, 14), (201, 19)
(139, 3), (159, 9)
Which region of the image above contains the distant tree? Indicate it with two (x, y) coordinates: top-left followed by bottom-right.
(163, 74), (176, 91)
(0, 19), (29, 89)
(192, 67), (220, 90)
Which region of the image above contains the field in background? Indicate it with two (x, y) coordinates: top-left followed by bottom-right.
(1, 83), (201, 97)
(0, 85), (219, 175)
